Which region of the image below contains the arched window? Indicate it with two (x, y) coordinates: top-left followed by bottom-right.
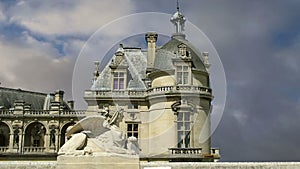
(24, 122), (46, 147)
(0, 122), (10, 147)
(60, 122), (75, 148)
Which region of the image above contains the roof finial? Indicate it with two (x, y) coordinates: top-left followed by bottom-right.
(177, 0), (179, 11)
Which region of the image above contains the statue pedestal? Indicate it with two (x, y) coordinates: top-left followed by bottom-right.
(57, 153), (140, 169)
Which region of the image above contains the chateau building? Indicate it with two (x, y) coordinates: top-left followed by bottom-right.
(0, 5), (219, 162)
(84, 6), (219, 162)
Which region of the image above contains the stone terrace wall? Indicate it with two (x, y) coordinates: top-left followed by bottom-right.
(141, 162), (300, 169)
(0, 161), (56, 169)
(0, 161), (300, 169)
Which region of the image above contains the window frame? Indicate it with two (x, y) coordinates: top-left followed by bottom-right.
(126, 123), (139, 139)
(175, 63), (191, 85)
(112, 70), (127, 90)
(177, 111), (191, 148)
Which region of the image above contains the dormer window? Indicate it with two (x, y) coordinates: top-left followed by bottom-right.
(178, 44), (187, 56)
(113, 71), (125, 90)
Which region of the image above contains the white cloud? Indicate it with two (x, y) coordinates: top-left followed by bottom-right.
(232, 110), (248, 125)
(8, 0), (134, 36)
(0, 32), (74, 98)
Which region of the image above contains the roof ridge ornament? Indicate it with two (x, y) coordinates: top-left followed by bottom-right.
(170, 0), (186, 38)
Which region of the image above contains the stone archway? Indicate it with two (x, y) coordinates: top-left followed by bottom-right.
(60, 122), (75, 148)
(24, 122), (46, 148)
(0, 122), (10, 147)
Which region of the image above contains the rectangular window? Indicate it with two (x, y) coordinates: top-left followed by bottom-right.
(127, 123), (139, 139)
(113, 72), (125, 90)
(177, 112), (191, 148)
(177, 65), (189, 85)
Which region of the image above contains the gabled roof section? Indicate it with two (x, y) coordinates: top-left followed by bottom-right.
(92, 47), (147, 91)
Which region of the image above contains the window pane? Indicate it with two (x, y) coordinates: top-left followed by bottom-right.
(178, 112), (183, 121)
(185, 123), (190, 130)
(119, 72), (124, 77)
(114, 73), (118, 77)
(119, 79), (124, 89)
(184, 131), (190, 148)
(127, 124), (132, 131)
(133, 124), (138, 131)
(177, 66), (182, 71)
(183, 66), (188, 71)
(133, 133), (138, 138)
(113, 79), (118, 89)
(183, 72), (189, 84)
(177, 122), (183, 130)
(177, 73), (182, 84)
(184, 113), (190, 121)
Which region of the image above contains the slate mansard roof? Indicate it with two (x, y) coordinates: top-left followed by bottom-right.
(92, 35), (208, 91)
(155, 36), (207, 71)
(0, 87), (48, 110)
(0, 87), (71, 110)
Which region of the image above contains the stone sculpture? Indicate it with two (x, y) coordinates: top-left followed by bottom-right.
(58, 107), (140, 156)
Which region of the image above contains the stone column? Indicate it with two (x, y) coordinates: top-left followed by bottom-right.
(44, 132), (50, 152)
(20, 129), (24, 154)
(55, 129), (60, 151)
(8, 133), (14, 152)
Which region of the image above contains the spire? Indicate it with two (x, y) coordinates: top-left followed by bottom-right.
(170, 0), (186, 36)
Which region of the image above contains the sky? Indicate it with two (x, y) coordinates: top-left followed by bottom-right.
(0, 0), (300, 162)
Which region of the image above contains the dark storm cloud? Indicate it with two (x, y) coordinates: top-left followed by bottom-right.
(185, 1), (300, 161)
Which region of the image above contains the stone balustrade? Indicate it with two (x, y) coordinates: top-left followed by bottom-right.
(85, 90), (146, 97)
(0, 146), (9, 152)
(0, 110), (14, 116)
(24, 110), (50, 116)
(23, 147), (45, 153)
(60, 110), (86, 116)
(169, 148), (202, 155)
(148, 85), (212, 95)
(85, 85), (212, 99)
(0, 110), (86, 117)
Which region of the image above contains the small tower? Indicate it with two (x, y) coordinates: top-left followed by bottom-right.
(170, 0), (186, 37)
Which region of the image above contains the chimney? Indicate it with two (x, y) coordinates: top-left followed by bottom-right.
(54, 90), (64, 103)
(203, 52), (211, 72)
(67, 100), (74, 110)
(145, 32), (158, 72)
